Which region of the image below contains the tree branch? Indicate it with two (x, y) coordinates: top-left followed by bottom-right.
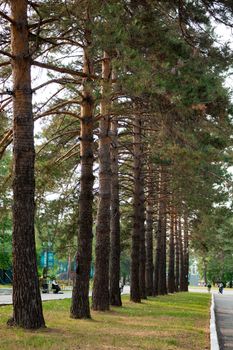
(0, 10), (16, 25)
(0, 60), (11, 67)
(28, 17), (59, 29)
(0, 50), (14, 59)
(32, 78), (80, 92)
(32, 60), (98, 80)
(37, 110), (81, 120)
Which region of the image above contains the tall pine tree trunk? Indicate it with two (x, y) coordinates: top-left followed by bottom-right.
(70, 43), (94, 319)
(92, 52), (111, 311)
(130, 114), (142, 303)
(157, 167), (167, 295)
(109, 117), (122, 306)
(178, 217), (185, 291)
(168, 208), (175, 293)
(174, 213), (180, 292)
(153, 216), (160, 296)
(10, 0), (45, 329)
(145, 164), (154, 296)
(139, 160), (147, 299)
(183, 213), (189, 291)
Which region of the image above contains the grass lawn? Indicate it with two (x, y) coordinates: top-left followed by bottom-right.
(0, 292), (210, 350)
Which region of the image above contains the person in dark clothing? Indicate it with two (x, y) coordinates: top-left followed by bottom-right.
(52, 279), (61, 294)
(218, 282), (224, 294)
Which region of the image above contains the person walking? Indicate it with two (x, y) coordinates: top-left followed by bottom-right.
(218, 282), (224, 294)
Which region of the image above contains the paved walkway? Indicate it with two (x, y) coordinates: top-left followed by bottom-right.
(0, 286), (131, 305)
(0, 289), (73, 305)
(214, 293), (233, 350)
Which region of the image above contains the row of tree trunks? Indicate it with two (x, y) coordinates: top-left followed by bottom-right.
(8, 1), (193, 327)
(70, 38), (94, 319)
(151, 180), (191, 297)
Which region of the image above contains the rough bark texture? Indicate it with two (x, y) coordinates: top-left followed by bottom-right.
(157, 168), (167, 295)
(174, 214), (180, 292)
(10, 0), (45, 329)
(178, 217), (185, 291)
(183, 213), (189, 291)
(168, 210), (175, 293)
(153, 219), (160, 296)
(139, 164), (147, 299)
(70, 46), (94, 319)
(92, 52), (111, 311)
(130, 115), (142, 303)
(109, 118), (122, 306)
(145, 164), (154, 296)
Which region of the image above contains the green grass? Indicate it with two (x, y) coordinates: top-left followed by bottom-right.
(0, 293), (210, 350)
(0, 285), (12, 289)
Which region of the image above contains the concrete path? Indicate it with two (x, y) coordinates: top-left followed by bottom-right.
(0, 286), (131, 306)
(0, 289), (73, 305)
(189, 288), (233, 349)
(214, 293), (233, 350)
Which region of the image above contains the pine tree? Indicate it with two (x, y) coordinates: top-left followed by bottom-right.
(92, 52), (112, 311)
(109, 117), (122, 306)
(9, 0), (45, 329)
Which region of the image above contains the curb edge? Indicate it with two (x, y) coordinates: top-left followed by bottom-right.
(210, 293), (220, 350)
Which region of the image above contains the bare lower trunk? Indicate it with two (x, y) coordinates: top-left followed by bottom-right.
(178, 217), (185, 292)
(10, 0), (45, 329)
(109, 118), (122, 306)
(70, 46), (94, 319)
(168, 209), (175, 293)
(92, 52), (111, 311)
(183, 213), (189, 291)
(174, 214), (180, 292)
(157, 168), (167, 295)
(130, 115), (142, 303)
(145, 166), (154, 296)
(153, 218), (160, 296)
(139, 166), (146, 299)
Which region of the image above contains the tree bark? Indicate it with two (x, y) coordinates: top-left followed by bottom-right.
(109, 118), (122, 306)
(157, 167), (167, 295)
(174, 213), (180, 292)
(145, 164), (154, 296)
(70, 43), (94, 319)
(178, 217), (185, 291)
(153, 219), (160, 296)
(168, 209), (175, 293)
(153, 181), (160, 297)
(10, 0), (45, 329)
(183, 213), (189, 291)
(130, 114), (142, 303)
(92, 52), (111, 311)
(139, 159), (147, 299)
